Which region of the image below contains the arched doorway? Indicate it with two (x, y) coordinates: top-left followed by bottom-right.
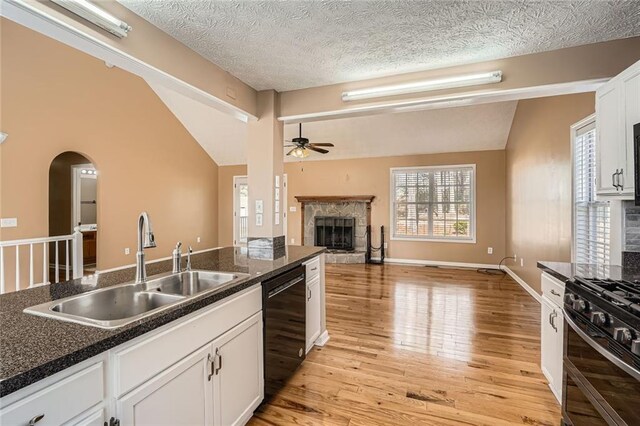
(48, 152), (98, 276)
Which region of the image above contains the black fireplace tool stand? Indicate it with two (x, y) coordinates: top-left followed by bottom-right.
(366, 225), (385, 264)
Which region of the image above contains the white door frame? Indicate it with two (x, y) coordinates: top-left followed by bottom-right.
(233, 175), (287, 246)
(71, 163), (97, 231)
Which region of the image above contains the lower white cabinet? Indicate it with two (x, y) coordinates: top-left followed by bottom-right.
(540, 274), (565, 403)
(306, 277), (321, 353)
(212, 312), (263, 426)
(117, 345), (213, 425)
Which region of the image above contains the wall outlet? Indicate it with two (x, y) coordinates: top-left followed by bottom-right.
(289, 206), (297, 212)
(124, 248), (130, 255)
(291, 238), (295, 244)
(487, 247), (493, 254)
(0, 217), (17, 228)
(520, 258), (524, 267)
(383, 242), (388, 249)
(197, 236), (201, 243)
(513, 254), (517, 262)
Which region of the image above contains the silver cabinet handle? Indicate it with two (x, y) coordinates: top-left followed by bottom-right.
(550, 289), (560, 297)
(550, 310), (558, 332)
(28, 415), (44, 426)
(308, 287), (312, 301)
(214, 348), (222, 375)
(613, 169), (620, 190)
(311, 267), (318, 271)
(619, 168), (624, 191)
(207, 353), (214, 381)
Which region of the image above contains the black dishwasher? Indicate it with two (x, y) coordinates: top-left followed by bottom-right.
(262, 265), (306, 402)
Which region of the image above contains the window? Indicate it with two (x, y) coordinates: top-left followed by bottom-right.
(391, 165), (475, 242)
(573, 117), (610, 264)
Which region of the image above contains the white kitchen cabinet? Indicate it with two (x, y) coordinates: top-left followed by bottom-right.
(117, 345), (213, 426)
(540, 273), (565, 403)
(596, 59), (640, 199)
(211, 312), (263, 426)
(306, 277), (321, 353)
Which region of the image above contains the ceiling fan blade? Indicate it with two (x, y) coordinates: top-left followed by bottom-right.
(307, 146), (329, 154)
(309, 143), (334, 147)
(284, 144), (296, 147)
(286, 148), (297, 156)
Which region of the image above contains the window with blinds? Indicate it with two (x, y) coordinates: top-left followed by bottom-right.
(573, 119), (610, 265)
(391, 165), (475, 241)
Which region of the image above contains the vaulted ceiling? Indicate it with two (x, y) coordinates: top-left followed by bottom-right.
(119, 0), (640, 91)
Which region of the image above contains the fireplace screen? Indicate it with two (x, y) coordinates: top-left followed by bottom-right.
(315, 216), (355, 251)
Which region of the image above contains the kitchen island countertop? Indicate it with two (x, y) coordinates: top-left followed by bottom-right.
(0, 245), (325, 397)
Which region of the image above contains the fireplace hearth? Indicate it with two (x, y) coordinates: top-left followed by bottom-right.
(315, 216), (355, 251)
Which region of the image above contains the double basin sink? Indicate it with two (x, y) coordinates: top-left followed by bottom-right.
(24, 270), (249, 329)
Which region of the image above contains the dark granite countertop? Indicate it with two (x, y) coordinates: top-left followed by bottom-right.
(537, 260), (640, 283)
(0, 245), (324, 397)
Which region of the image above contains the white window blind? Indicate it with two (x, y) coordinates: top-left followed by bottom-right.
(391, 165), (475, 241)
(573, 120), (610, 265)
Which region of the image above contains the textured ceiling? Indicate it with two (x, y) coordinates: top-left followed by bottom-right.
(118, 0), (640, 91)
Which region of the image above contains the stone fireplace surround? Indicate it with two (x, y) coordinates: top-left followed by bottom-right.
(295, 196), (375, 263)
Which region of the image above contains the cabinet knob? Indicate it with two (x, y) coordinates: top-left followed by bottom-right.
(28, 414), (44, 426)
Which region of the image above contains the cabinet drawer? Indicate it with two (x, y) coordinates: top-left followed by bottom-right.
(304, 257), (320, 281)
(541, 273), (565, 307)
(113, 285), (261, 397)
(0, 363), (103, 426)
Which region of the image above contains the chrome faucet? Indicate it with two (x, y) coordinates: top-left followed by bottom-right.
(135, 212), (156, 283)
(186, 246), (193, 271)
(172, 242), (182, 273)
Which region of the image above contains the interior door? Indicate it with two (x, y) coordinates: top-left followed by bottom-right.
(117, 345), (213, 426)
(211, 312), (263, 426)
(233, 176), (248, 246)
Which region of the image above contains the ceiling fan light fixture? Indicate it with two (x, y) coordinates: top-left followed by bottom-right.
(291, 147), (309, 158)
(341, 70), (503, 101)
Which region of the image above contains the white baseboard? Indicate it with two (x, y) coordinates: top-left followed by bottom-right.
(370, 257), (500, 270)
(97, 247), (222, 274)
(314, 330), (330, 347)
(503, 266), (541, 303)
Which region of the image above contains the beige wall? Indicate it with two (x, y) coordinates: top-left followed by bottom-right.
(280, 37), (640, 118)
(1, 19), (219, 290)
(505, 93), (595, 293)
(219, 150), (506, 265)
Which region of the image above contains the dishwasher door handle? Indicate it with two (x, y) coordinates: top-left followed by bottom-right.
(267, 275), (305, 298)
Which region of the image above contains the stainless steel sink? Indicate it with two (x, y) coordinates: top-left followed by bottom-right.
(24, 270), (249, 329)
(147, 271), (241, 297)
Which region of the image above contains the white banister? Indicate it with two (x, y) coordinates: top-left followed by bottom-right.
(72, 226), (83, 279)
(0, 231), (82, 294)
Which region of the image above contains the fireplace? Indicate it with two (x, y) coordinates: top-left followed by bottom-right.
(314, 216), (355, 251)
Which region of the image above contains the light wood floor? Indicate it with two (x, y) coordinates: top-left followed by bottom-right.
(250, 264), (561, 426)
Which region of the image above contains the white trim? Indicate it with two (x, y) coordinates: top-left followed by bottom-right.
(1, 0), (255, 123)
(314, 330), (330, 347)
(503, 266), (542, 303)
(372, 257), (498, 270)
(389, 164), (476, 243)
(278, 79), (608, 124)
(97, 247), (221, 274)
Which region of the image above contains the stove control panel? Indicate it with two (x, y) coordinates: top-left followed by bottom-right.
(591, 311), (608, 326)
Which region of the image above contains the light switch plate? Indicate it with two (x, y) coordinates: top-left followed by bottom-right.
(255, 200), (263, 214)
(256, 213), (263, 226)
(0, 218), (17, 228)
(289, 206), (297, 212)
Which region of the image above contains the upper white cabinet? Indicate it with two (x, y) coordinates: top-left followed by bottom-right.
(596, 59), (640, 199)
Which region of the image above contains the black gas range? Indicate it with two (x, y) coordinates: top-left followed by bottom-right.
(562, 276), (640, 426)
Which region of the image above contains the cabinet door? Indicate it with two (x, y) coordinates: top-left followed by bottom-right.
(117, 345), (213, 426)
(306, 277), (321, 352)
(623, 65), (640, 196)
(596, 82), (624, 195)
(540, 296), (563, 403)
(211, 312), (263, 426)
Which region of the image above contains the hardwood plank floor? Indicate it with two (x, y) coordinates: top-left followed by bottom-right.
(250, 263), (561, 425)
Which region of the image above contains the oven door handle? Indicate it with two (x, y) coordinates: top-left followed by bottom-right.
(564, 311), (640, 381)
(267, 275), (305, 299)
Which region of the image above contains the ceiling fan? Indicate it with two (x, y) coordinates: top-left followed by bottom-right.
(285, 123), (334, 158)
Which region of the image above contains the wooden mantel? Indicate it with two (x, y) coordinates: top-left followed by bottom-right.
(294, 195), (375, 203)
(295, 195), (375, 247)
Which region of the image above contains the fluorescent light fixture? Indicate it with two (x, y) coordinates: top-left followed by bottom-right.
(0, 132), (7, 144)
(51, 0), (132, 38)
(342, 71), (503, 101)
